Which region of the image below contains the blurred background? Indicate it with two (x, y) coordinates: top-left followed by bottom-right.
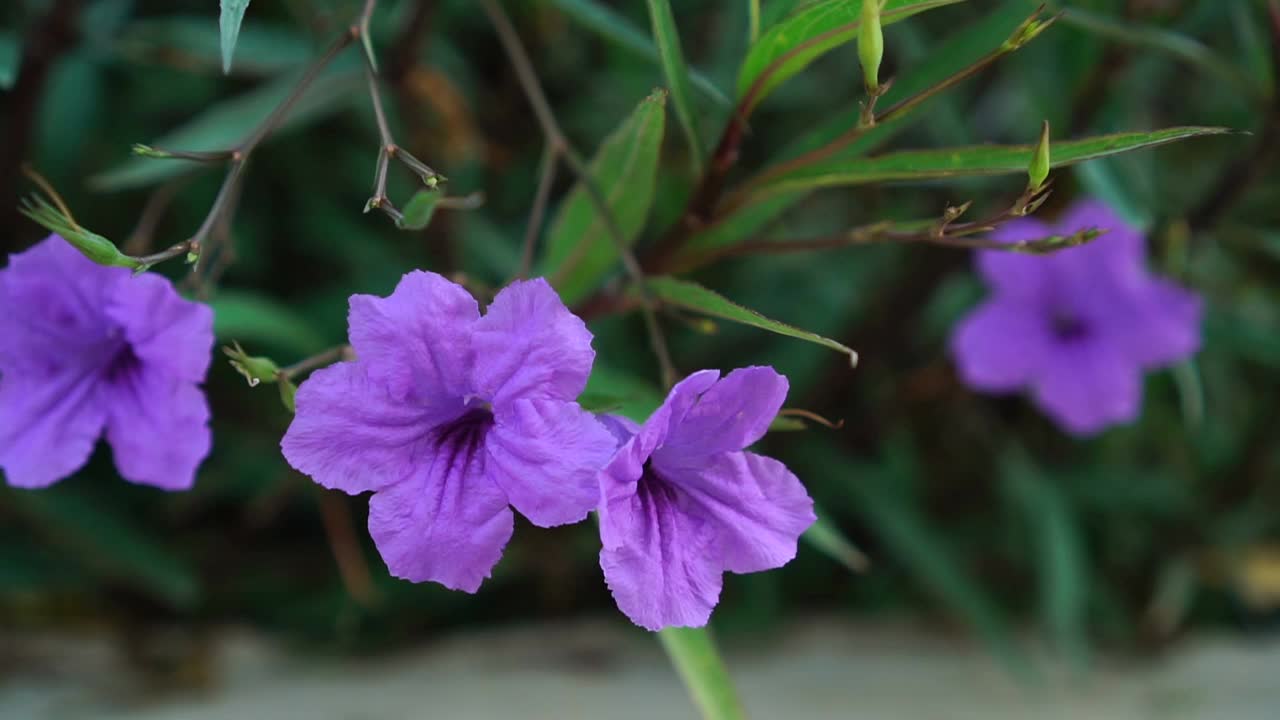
(2, 0), (1278, 717)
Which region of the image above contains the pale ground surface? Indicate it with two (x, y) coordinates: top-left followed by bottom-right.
(2, 617), (1277, 720)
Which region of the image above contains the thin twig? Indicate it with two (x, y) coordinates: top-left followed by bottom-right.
(281, 345), (354, 380)
(124, 178), (189, 255)
(517, 143), (558, 279)
(480, 0), (677, 388)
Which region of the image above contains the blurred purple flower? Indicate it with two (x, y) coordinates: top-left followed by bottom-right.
(0, 235), (213, 490)
(281, 272), (614, 592)
(596, 368), (816, 631)
(951, 200), (1203, 435)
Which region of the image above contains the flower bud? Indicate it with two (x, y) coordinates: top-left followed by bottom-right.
(858, 0), (884, 96)
(223, 342), (282, 388)
(1028, 120), (1051, 193)
(18, 195), (142, 270)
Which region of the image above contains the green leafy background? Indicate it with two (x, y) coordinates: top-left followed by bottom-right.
(2, 0), (1277, 683)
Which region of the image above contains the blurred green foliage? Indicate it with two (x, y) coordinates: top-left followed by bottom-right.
(1, 0), (1278, 679)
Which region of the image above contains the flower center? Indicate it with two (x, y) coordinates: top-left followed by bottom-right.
(1050, 310), (1090, 343)
(429, 406), (495, 470)
(104, 343), (141, 382)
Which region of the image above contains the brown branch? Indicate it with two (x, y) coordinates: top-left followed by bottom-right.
(479, 0), (678, 389)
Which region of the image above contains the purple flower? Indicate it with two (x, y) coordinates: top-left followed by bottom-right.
(281, 271), (615, 592)
(596, 367), (816, 631)
(951, 199), (1202, 435)
(0, 235), (214, 490)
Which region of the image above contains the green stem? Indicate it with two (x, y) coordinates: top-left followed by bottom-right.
(659, 627), (749, 720)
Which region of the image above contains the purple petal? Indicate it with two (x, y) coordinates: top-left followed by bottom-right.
(975, 218), (1054, 300)
(1051, 199), (1145, 284)
(485, 398), (615, 527)
(950, 299), (1053, 392)
(0, 236), (120, 375)
(1096, 277), (1203, 369)
(1031, 339), (1143, 436)
(655, 367), (788, 468)
(598, 414), (640, 447)
(102, 363), (210, 491)
(281, 362), (452, 495)
(105, 272), (214, 383)
(656, 452), (816, 575)
(347, 271), (479, 403)
(0, 371), (106, 489)
(470, 278), (596, 406)
(599, 480), (724, 631)
(597, 370), (720, 548)
(367, 422), (514, 593)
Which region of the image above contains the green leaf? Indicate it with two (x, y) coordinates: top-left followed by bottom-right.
(646, 0), (704, 173)
(1061, 7), (1264, 103)
(736, 0), (966, 111)
(538, 90), (667, 304)
(1001, 453), (1090, 669)
(686, 0), (1043, 255)
(220, 0), (252, 74)
(646, 276), (858, 367)
(3, 486), (199, 609)
(0, 30), (20, 89)
(743, 126), (1232, 201)
(548, 0), (729, 107)
(211, 290), (328, 355)
(794, 441), (1030, 677)
(91, 68), (360, 190)
(397, 189), (442, 230)
(658, 627), (748, 720)
(803, 507), (869, 573)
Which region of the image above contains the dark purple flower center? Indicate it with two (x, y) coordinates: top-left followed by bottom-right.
(428, 406), (495, 474)
(638, 461), (678, 503)
(1050, 310), (1090, 343)
(104, 343), (141, 383)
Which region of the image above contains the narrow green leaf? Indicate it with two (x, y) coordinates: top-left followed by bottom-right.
(646, 276), (858, 367)
(220, 0), (252, 74)
(0, 30), (21, 89)
(91, 68), (360, 190)
(538, 90), (667, 304)
(3, 486), (199, 609)
(745, 126), (1232, 200)
(211, 290), (328, 355)
(1061, 7), (1264, 103)
(803, 507), (870, 573)
(1001, 453), (1090, 669)
(397, 190), (442, 230)
(793, 441), (1030, 677)
(658, 627), (748, 720)
(548, 0), (729, 107)
(687, 0), (1042, 255)
(736, 0), (966, 111)
(646, 0), (705, 173)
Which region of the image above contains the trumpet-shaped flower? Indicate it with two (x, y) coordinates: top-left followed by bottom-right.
(596, 368), (816, 631)
(282, 272), (615, 592)
(951, 200), (1202, 435)
(0, 235), (213, 489)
